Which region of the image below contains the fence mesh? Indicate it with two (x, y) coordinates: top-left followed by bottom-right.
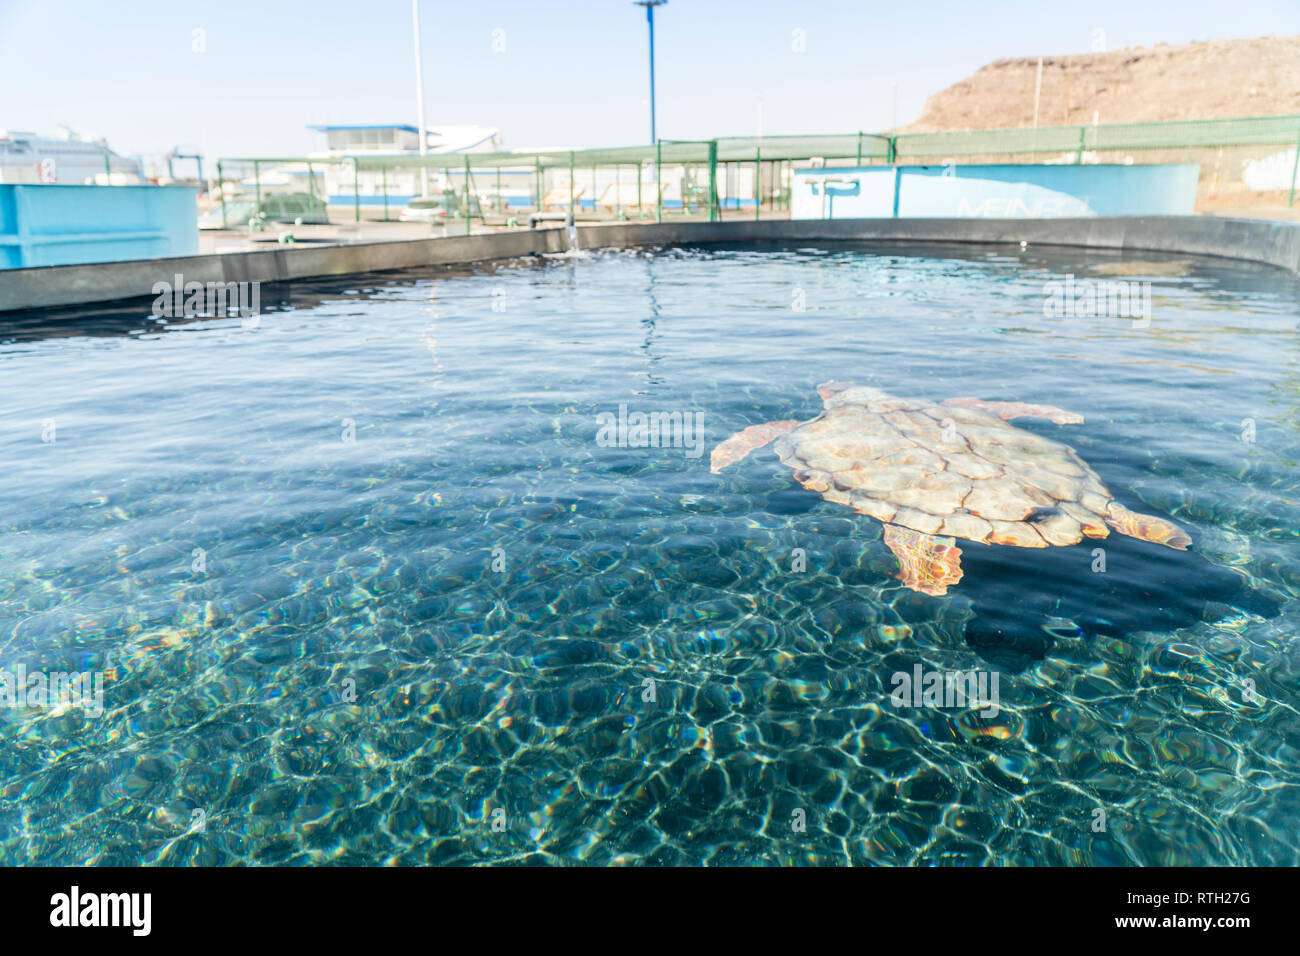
(212, 115), (1300, 231)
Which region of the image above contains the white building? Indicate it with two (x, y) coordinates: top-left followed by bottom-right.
(0, 127), (141, 184)
(306, 123), (526, 209)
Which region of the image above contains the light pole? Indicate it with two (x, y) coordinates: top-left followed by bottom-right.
(635, 1), (667, 144)
(412, 0), (430, 197)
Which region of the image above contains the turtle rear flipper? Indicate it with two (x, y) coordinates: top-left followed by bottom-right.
(882, 524), (964, 596)
(709, 420), (800, 474)
(1105, 501), (1192, 550)
(943, 397), (1084, 425)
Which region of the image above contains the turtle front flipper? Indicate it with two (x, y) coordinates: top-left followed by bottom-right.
(709, 420), (801, 474)
(942, 397), (1084, 425)
(882, 524), (964, 596)
(1104, 501), (1192, 550)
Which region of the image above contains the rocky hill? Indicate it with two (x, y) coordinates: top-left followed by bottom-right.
(903, 35), (1300, 132)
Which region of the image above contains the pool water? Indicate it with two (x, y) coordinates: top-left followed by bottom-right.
(1, 241), (1297, 866)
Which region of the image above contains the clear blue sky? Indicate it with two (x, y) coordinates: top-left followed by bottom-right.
(2, 0), (1296, 162)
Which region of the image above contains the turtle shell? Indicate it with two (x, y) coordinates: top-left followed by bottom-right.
(773, 394), (1113, 547)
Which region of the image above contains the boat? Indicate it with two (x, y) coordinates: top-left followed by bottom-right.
(0, 126), (142, 185)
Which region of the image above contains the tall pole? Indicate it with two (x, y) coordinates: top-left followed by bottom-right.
(1032, 55), (1043, 130)
(412, 0), (430, 197)
(647, 3), (657, 144)
(636, 2), (667, 144)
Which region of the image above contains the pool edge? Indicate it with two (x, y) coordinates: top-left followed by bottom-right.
(2, 215), (1298, 313)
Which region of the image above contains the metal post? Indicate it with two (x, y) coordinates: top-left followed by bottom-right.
(755, 146), (761, 220)
(637, 161), (643, 214)
(636, 2), (667, 144)
(496, 167), (502, 218)
(568, 151), (575, 214)
(1032, 55), (1043, 129)
(464, 154), (471, 235)
(1290, 126), (1300, 207)
(648, 5), (657, 143)
(103, 148), (112, 181)
(535, 156), (542, 212)
(218, 160), (227, 229)
(656, 141), (662, 223)
(856, 132), (863, 166)
(1076, 126), (1086, 165)
(412, 0), (430, 198)
(254, 160), (262, 220)
(353, 159), (360, 222)
(708, 140), (718, 223)
(308, 159), (319, 221)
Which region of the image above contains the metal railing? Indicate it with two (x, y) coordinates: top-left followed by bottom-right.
(213, 114), (1300, 231)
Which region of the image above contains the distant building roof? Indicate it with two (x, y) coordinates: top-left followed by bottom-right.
(307, 124), (502, 156)
(308, 125), (420, 133)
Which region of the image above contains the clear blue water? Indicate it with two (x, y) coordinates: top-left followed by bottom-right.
(1, 241), (1297, 866)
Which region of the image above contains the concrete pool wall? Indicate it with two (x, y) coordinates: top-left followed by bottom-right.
(2, 215), (1299, 313)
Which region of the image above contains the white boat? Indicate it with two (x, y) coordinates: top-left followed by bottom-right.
(0, 126), (141, 185)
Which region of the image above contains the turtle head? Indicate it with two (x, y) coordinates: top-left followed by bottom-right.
(817, 381), (888, 408)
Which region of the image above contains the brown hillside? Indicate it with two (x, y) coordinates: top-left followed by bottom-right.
(903, 35), (1300, 132)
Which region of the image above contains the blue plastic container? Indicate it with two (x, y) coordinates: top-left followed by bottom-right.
(0, 184), (198, 269)
(792, 163), (1201, 220)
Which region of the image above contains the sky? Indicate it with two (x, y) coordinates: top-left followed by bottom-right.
(2, 0), (1297, 164)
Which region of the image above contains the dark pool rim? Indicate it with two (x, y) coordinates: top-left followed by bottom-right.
(2, 216), (1299, 314)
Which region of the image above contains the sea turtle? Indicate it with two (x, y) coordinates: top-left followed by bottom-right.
(710, 382), (1192, 596)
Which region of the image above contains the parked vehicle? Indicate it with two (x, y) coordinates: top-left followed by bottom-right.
(397, 191), (482, 222)
(199, 192), (329, 229)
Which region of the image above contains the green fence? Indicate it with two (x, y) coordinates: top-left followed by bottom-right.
(213, 140), (737, 232)
(212, 114), (1300, 231)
